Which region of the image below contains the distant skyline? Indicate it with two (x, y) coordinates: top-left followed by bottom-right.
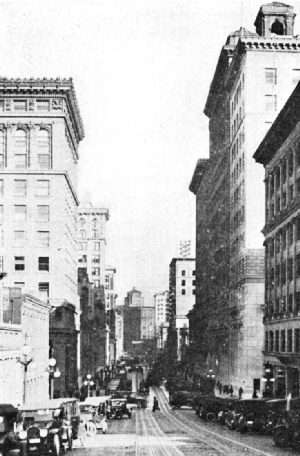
(2, 0), (300, 305)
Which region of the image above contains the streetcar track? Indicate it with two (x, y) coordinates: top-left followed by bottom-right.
(153, 387), (276, 456)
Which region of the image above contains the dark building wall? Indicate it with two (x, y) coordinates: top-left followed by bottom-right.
(49, 303), (78, 397)
(123, 306), (142, 353)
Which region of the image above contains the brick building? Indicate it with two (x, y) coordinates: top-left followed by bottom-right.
(189, 2), (300, 393)
(254, 81), (300, 397)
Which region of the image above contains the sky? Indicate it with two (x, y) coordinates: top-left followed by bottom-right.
(2, 0), (300, 305)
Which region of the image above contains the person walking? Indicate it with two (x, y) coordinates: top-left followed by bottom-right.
(152, 396), (160, 412)
(229, 385), (234, 397)
(238, 386), (243, 399)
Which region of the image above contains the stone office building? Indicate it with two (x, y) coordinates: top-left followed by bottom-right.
(189, 2), (300, 393)
(254, 81), (300, 397)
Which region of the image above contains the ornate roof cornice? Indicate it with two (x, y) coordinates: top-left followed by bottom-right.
(240, 36), (300, 51)
(189, 158), (209, 195)
(0, 77), (84, 143)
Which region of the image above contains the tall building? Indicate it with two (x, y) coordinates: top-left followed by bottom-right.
(189, 2), (300, 393)
(125, 287), (144, 307)
(0, 77), (84, 306)
(168, 258), (195, 361)
(0, 77), (84, 399)
(78, 203), (109, 287)
(254, 82), (300, 397)
(154, 291), (169, 349)
(105, 265), (117, 363)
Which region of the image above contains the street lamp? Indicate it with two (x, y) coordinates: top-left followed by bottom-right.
(262, 362), (275, 398)
(17, 339), (33, 404)
(48, 356), (61, 399)
(206, 369), (215, 379)
(84, 374), (94, 398)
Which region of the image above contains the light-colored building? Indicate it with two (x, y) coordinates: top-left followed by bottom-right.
(154, 291), (169, 349)
(0, 77), (84, 308)
(141, 306), (155, 340)
(115, 307), (124, 361)
(78, 203), (109, 287)
(169, 258), (195, 360)
(254, 81), (300, 398)
(125, 287), (144, 308)
(105, 265), (117, 312)
(0, 289), (50, 405)
(189, 2), (300, 394)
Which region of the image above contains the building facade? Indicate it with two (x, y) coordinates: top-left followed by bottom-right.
(0, 290), (50, 405)
(124, 287), (144, 308)
(169, 258), (195, 361)
(78, 203), (109, 288)
(154, 291), (169, 349)
(254, 81), (300, 397)
(189, 2), (300, 393)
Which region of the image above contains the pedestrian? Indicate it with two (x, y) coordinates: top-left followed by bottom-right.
(229, 385), (234, 397)
(238, 386), (243, 399)
(152, 396), (160, 412)
(252, 389), (258, 399)
(218, 382), (223, 395)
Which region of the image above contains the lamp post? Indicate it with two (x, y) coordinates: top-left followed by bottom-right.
(17, 337), (33, 404)
(48, 356), (61, 399)
(262, 362), (275, 397)
(206, 369), (215, 380)
(84, 374), (94, 398)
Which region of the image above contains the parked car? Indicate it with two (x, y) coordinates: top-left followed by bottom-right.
(0, 404), (20, 456)
(127, 394), (147, 409)
(236, 399), (271, 433)
(225, 400), (244, 430)
(106, 399), (132, 420)
(263, 398), (288, 434)
(195, 396), (226, 421)
(169, 390), (199, 409)
(273, 408), (300, 450)
(217, 398), (240, 424)
(79, 396), (110, 434)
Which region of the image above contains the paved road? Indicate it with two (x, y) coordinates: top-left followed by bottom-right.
(73, 386), (288, 456)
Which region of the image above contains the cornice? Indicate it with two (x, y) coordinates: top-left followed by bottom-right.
(263, 196), (300, 235)
(0, 77), (84, 144)
(189, 158), (209, 194)
(240, 36), (300, 51)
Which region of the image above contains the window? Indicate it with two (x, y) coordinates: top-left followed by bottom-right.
(14, 256), (25, 271)
(92, 267), (100, 276)
(78, 255), (87, 263)
(14, 231), (26, 247)
(275, 330), (279, 352)
(265, 332), (269, 351)
(181, 270), (186, 276)
(14, 129), (27, 169)
(36, 100), (50, 111)
(37, 129), (50, 169)
(14, 180), (27, 196)
(0, 205), (3, 224)
(37, 205), (49, 222)
(78, 242), (87, 251)
(0, 130), (4, 168)
(14, 205), (26, 222)
(14, 100), (27, 110)
(281, 330), (286, 352)
(37, 231), (49, 247)
(39, 282), (49, 299)
(265, 68), (277, 85)
(192, 270), (196, 276)
(181, 280), (185, 286)
(38, 257), (49, 271)
(295, 329), (300, 353)
(269, 331), (274, 351)
(192, 280), (196, 286)
(92, 255), (100, 263)
(94, 242), (100, 251)
(265, 95), (277, 112)
(36, 180), (50, 196)
(288, 329), (293, 352)
(2, 287), (22, 325)
(0, 180), (3, 196)
(92, 230), (99, 239)
(79, 218), (86, 226)
(92, 218), (98, 227)
(181, 289), (186, 295)
(79, 230), (86, 239)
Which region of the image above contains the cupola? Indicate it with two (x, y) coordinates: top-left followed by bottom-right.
(254, 2), (295, 37)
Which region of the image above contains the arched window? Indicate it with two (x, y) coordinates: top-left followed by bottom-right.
(0, 130), (4, 168)
(271, 20), (284, 35)
(37, 128), (51, 169)
(79, 218), (86, 227)
(92, 218), (98, 228)
(14, 129), (27, 169)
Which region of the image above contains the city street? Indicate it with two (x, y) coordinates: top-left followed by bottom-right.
(73, 387), (288, 456)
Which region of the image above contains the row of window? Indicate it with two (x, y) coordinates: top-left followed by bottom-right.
(0, 230), (49, 248)
(0, 179), (50, 197)
(0, 127), (51, 170)
(0, 205), (50, 223)
(78, 241), (101, 251)
(231, 154), (245, 183)
(266, 219), (300, 258)
(232, 181), (245, 207)
(231, 73), (244, 116)
(230, 232), (245, 257)
(265, 328), (300, 353)
(79, 229), (102, 239)
(14, 256), (49, 271)
(232, 205), (245, 231)
(267, 254), (300, 286)
(78, 255), (100, 263)
(181, 279), (196, 286)
(181, 289), (196, 295)
(266, 291), (300, 317)
(231, 102), (245, 140)
(0, 99), (55, 112)
(231, 127), (245, 163)
(181, 270), (196, 276)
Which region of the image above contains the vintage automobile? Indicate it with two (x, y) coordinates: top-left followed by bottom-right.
(169, 390), (199, 409)
(236, 399), (271, 433)
(0, 404), (20, 456)
(126, 394), (147, 409)
(79, 396), (110, 434)
(273, 398), (300, 449)
(225, 400), (244, 430)
(263, 398), (288, 434)
(18, 398), (79, 455)
(217, 398), (240, 425)
(195, 396), (226, 421)
(106, 399), (132, 420)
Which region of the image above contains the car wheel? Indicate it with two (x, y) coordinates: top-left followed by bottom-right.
(53, 434), (61, 456)
(206, 412), (215, 422)
(274, 427), (289, 448)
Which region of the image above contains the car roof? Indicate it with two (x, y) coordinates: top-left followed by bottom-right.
(0, 404), (18, 416)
